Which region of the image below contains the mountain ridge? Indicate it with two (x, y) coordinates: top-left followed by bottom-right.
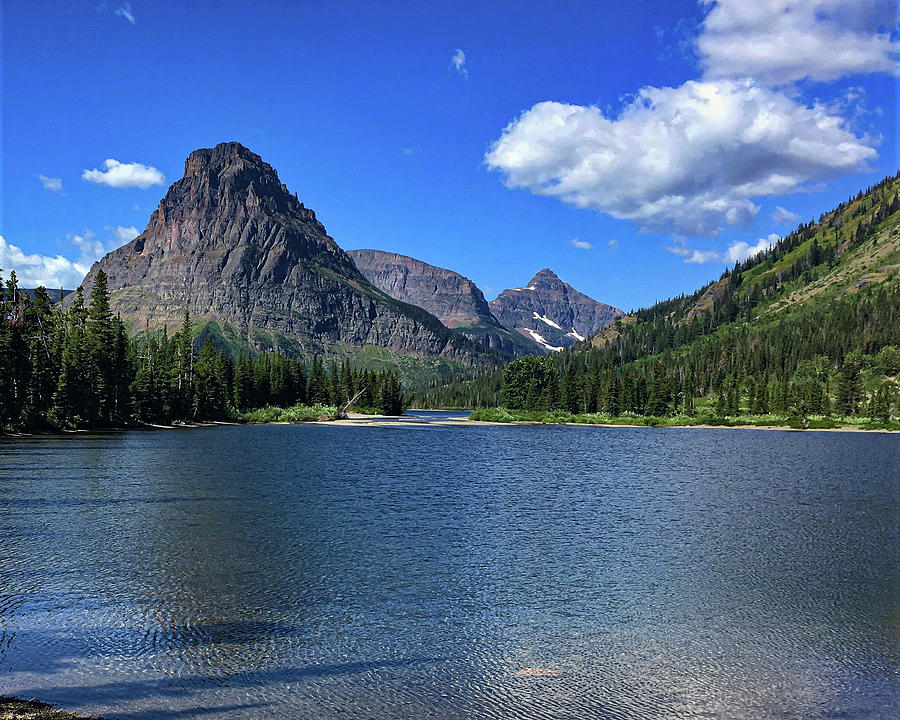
(347, 249), (542, 356)
(489, 268), (623, 351)
(69, 142), (500, 372)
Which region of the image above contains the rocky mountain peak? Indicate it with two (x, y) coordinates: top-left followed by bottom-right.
(184, 141), (266, 176)
(68, 143), (496, 369)
(170, 141), (309, 222)
(532, 268), (559, 281)
(489, 269), (623, 351)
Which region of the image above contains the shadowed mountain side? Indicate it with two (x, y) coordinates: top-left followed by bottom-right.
(66, 142), (500, 369)
(349, 249), (542, 356)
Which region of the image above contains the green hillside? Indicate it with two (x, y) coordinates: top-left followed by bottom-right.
(455, 173), (900, 428)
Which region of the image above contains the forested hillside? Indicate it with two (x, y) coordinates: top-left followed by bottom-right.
(434, 173), (900, 427)
(0, 270), (405, 431)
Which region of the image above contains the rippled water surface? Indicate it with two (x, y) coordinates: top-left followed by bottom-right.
(1, 413), (897, 719)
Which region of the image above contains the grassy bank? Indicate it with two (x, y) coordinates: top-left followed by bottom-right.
(468, 407), (899, 431)
(239, 403), (338, 423)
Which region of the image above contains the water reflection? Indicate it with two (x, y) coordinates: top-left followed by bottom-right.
(0, 425), (897, 719)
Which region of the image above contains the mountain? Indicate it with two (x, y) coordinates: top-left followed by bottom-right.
(69, 142), (498, 374)
(488, 269), (623, 351)
(23, 288), (74, 301)
(591, 171), (900, 355)
(347, 249), (541, 356)
(517, 171), (899, 419)
(391, 173), (900, 416)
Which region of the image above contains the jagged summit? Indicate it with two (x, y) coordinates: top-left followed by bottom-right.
(348, 249), (541, 356)
(489, 269), (623, 351)
(180, 142), (309, 213)
(68, 143), (497, 368)
(348, 249), (499, 328)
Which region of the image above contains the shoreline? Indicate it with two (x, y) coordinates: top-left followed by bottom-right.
(3, 413), (897, 436)
(0, 696), (102, 720)
(332, 412), (900, 433)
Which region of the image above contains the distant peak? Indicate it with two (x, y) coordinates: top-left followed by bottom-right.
(183, 141), (270, 178)
(529, 268), (560, 283)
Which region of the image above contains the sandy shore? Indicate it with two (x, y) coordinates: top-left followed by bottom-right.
(329, 412), (898, 433)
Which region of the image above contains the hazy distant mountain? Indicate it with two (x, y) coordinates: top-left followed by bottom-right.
(69, 142), (499, 369)
(348, 249), (541, 356)
(489, 269), (623, 351)
(23, 288), (74, 302)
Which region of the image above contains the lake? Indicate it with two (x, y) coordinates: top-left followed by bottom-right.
(0, 412), (897, 719)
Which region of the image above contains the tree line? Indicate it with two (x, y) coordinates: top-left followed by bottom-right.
(0, 269), (404, 431)
(425, 172), (900, 422)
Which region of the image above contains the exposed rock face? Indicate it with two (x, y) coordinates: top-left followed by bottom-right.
(348, 249), (494, 328)
(71, 142), (495, 365)
(489, 269), (623, 351)
(348, 249), (540, 356)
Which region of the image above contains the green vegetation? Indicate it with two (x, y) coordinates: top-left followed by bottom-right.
(240, 404), (337, 423)
(432, 173), (900, 429)
(0, 269), (405, 431)
(469, 407), (898, 431)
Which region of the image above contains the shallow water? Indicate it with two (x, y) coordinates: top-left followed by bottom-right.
(0, 413), (897, 719)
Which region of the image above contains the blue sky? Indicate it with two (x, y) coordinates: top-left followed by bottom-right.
(1, 1), (897, 310)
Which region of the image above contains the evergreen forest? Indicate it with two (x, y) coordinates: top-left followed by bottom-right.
(424, 173), (900, 428)
(0, 269), (405, 431)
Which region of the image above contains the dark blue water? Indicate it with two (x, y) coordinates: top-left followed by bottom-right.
(0, 414), (897, 719)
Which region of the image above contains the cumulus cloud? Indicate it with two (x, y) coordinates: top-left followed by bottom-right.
(450, 49), (467, 77)
(772, 205), (802, 224)
(668, 233), (780, 265)
(83, 158), (165, 189)
(698, 0), (900, 85)
(70, 229), (107, 264)
(38, 175), (63, 192)
(608, 238), (619, 249)
(107, 225), (140, 244)
(570, 238), (593, 250)
(0, 235), (92, 289)
(485, 80), (876, 237)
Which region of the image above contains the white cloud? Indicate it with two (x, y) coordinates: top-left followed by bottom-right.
(82, 158), (165, 189)
(38, 175), (63, 192)
(401, 146), (420, 156)
(772, 205), (802, 224)
(698, 0), (900, 85)
(107, 225), (140, 244)
(450, 49), (467, 77)
(485, 80), (876, 237)
(69, 229), (106, 263)
(115, 3), (135, 24)
(608, 238), (619, 249)
(0, 235), (90, 289)
(97, 2), (135, 25)
(667, 233), (780, 265)
(570, 238), (593, 250)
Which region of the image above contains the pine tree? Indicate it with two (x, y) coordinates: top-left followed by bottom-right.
(174, 309), (195, 418)
(86, 270), (121, 424)
(23, 287), (59, 426)
(307, 355), (330, 404)
(836, 357), (863, 416)
(233, 353), (252, 410)
(53, 288), (90, 427)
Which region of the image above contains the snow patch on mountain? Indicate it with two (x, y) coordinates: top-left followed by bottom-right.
(523, 328), (564, 352)
(532, 311), (563, 330)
